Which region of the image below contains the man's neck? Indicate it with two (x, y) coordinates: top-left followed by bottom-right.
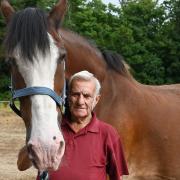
(69, 115), (92, 133)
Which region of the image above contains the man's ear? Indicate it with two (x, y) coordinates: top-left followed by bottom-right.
(93, 95), (101, 109)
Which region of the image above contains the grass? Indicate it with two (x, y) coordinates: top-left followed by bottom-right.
(0, 101), (19, 110)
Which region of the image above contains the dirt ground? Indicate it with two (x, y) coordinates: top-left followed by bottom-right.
(0, 107), (36, 180)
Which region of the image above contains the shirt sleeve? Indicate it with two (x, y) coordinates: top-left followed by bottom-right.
(106, 127), (129, 180)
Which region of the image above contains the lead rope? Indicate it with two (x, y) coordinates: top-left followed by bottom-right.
(39, 171), (49, 180)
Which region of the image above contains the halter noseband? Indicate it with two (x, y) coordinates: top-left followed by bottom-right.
(9, 60), (66, 117)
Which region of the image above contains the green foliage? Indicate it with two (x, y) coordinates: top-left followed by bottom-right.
(0, 58), (10, 100)
(65, 0), (115, 47)
(0, 72), (10, 101)
(114, 0), (167, 84)
(158, 0), (180, 83)
(65, 0), (179, 85)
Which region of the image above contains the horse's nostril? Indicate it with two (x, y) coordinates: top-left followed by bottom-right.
(27, 144), (32, 154)
(27, 143), (38, 160)
(51, 138), (65, 157)
(53, 136), (56, 140)
(58, 140), (65, 156)
(60, 141), (64, 149)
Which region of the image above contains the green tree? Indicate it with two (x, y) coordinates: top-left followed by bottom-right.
(159, 0), (180, 83)
(114, 0), (167, 84)
(64, 0), (121, 49)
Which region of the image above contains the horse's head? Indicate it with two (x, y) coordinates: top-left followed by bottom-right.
(1, 0), (67, 171)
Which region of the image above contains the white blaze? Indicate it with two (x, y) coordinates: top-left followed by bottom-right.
(14, 34), (63, 145)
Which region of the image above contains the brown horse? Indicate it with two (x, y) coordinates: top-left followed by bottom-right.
(1, 0), (180, 179)
(61, 32), (180, 180)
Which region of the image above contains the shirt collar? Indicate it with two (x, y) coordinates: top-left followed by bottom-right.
(61, 112), (99, 133)
(86, 112), (99, 133)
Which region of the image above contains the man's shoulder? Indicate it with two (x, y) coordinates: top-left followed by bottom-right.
(97, 118), (113, 129)
(96, 118), (119, 137)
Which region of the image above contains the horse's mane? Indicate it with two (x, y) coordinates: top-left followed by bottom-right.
(101, 50), (130, 77)
(5, 7), (50, 62)
(62, 29), (131, 78)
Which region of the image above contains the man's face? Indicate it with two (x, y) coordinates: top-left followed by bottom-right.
(68, 79), (100, 120)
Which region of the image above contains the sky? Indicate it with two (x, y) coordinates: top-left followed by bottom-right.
(102, 0), (164, 5)
(102, 0), (120, 6)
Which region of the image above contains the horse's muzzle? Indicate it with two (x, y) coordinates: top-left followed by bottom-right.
(27, 139), (65, 171)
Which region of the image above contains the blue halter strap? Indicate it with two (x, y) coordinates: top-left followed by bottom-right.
(10, 86), (65, 116)
(13, 86), (64, 105)
(9, 60), (66, 117)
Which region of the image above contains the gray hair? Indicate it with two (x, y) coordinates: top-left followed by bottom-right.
(68, 71), (101, 95)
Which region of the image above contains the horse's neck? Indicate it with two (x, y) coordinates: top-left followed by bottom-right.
(60, 29), (107, 81)
(96, 71), (140, 117)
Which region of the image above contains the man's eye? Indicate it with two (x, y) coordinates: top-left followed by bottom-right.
(83, 94), (91, 98)
(71, 93), (79, 97)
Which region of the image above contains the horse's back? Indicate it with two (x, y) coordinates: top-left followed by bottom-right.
(150, 83), (180, 96)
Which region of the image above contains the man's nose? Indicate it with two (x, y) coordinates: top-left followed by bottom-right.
(77, 94), (85, 104)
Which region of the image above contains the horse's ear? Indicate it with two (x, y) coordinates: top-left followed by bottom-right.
(0, 0), (15, 24)
(48, 0), (68, 30)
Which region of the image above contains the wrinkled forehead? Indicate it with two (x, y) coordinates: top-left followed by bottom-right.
(70, 79), (96, 94)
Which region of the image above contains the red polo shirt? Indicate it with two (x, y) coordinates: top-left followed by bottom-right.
(38, 113), (128, 180)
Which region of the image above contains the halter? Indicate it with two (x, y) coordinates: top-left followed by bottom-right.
(9, 59), (66, 117)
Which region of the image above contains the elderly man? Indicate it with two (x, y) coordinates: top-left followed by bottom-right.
(18, 70), (129, 180)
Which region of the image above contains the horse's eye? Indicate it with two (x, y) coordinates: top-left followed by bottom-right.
(57, 57), (63, 64)
(61, 52), (66, 60)
(7, 57), (16, 65)
(57, 48), (66, 63)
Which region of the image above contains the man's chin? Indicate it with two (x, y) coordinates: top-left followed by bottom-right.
(72, 112), (88, 119)
(73, 110), (87, 116)
(74, 114), (87, 119)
